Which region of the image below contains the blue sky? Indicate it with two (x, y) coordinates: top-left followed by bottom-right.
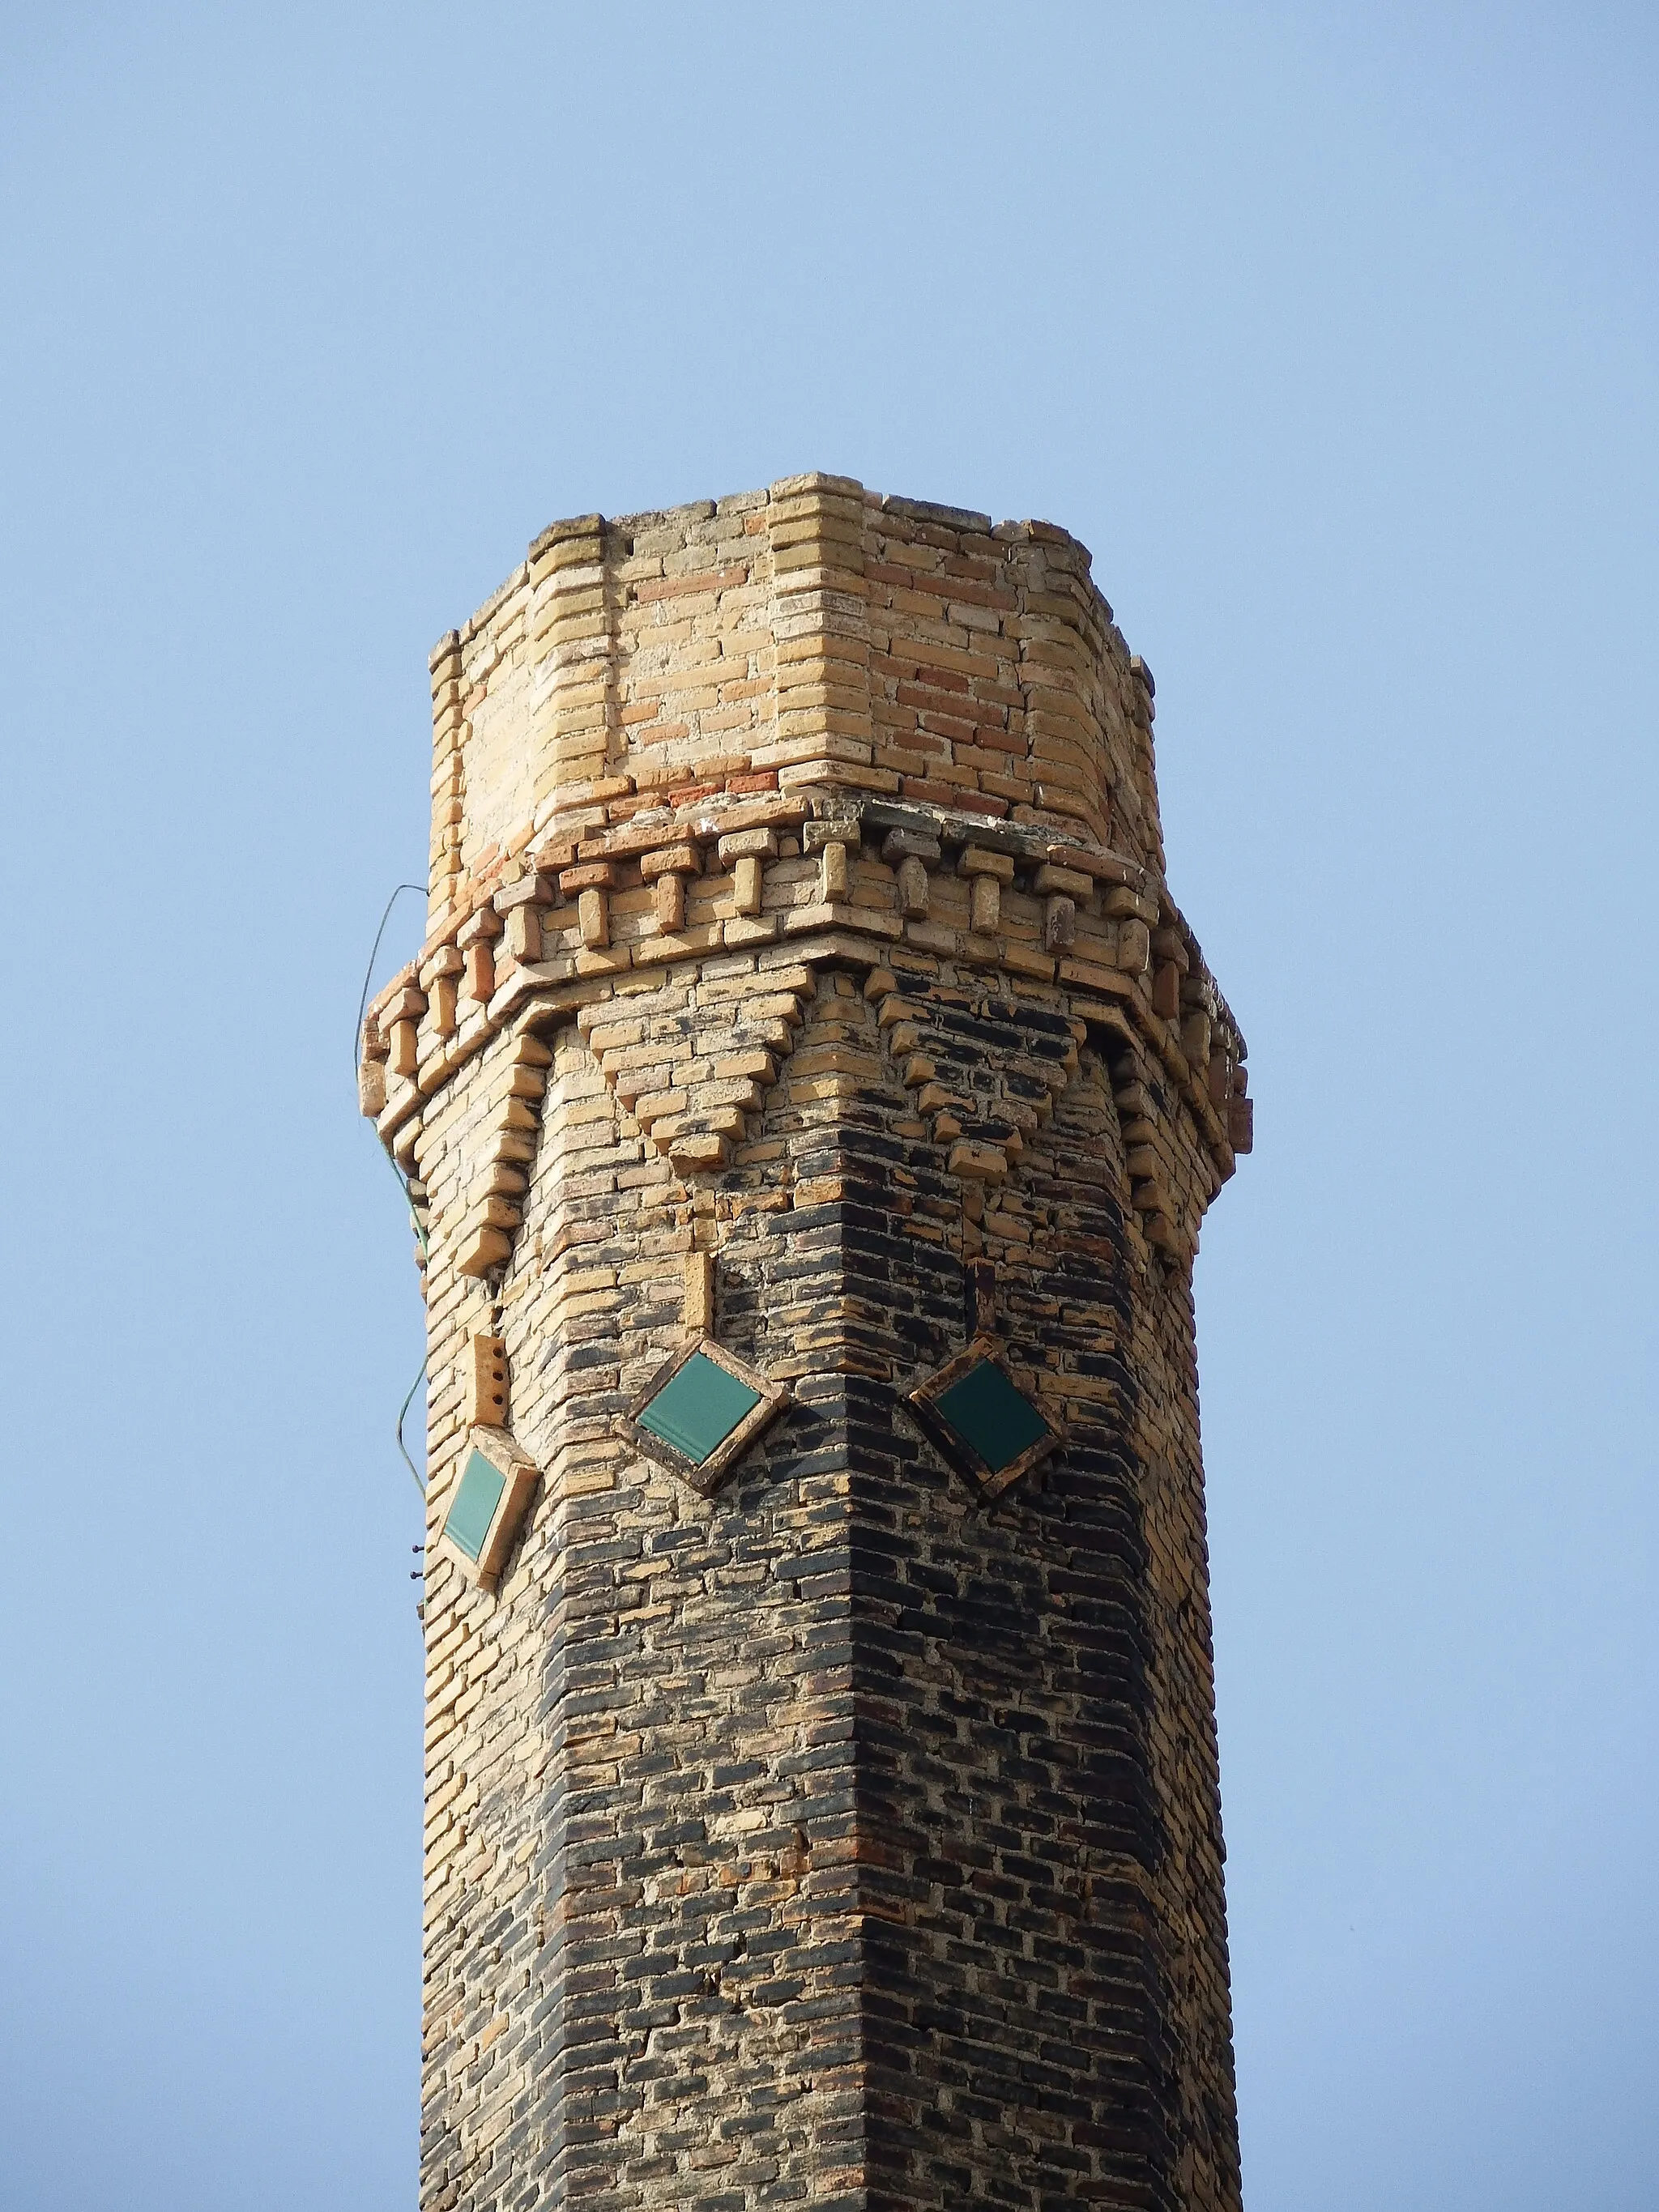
(2, 6), (1655, 2207)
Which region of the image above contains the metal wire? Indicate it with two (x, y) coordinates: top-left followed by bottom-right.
(395, 1356), (429, 1498)
(354, 882), (426, 1078)
(356, 882), (432, 1498)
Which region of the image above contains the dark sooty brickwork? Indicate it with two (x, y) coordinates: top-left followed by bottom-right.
(413, 975), (1239, 2212)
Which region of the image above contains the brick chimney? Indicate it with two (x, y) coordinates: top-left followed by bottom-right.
(362, 476), (1252, 2212)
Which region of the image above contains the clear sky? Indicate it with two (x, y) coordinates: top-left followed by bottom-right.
(2, 6), (1655, 2207)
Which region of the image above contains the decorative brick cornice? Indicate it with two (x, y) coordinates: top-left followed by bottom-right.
(362, 808), (1247, 1282)
(362, 478), (1252, 1284)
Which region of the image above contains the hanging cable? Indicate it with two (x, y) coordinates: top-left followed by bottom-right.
(395, 1355), (429, 1498)
(355, 883), (429, 1269)
(356, 882), (433, 1496)
(354, 883), (426, 1073)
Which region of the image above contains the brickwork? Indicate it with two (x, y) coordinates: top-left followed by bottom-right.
(363, 477), (1252, 2210)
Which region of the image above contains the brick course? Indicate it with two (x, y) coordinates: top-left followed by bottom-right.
(365, 477), (1251, 2210)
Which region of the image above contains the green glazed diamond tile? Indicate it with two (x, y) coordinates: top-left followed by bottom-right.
(443, 1448), (508, 1562)
(933, 1357), (1050, 1476)
(638, 1351), (762, 1467)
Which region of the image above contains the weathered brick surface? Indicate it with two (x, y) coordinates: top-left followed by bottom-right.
(369, 478), (1251, 2210)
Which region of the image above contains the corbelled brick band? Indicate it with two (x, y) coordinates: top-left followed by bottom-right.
(363, 476), (1252, 2212)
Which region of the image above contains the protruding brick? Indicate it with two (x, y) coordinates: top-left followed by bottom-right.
(969, 873), (1000, 933)
(1043, 893), (1077, 949)
(957, 844), (1015, 882)
(732, 855), (764, 914)
(454, 1225), (512, 1277)
(1119, 918), (1152, 974)
(653, 872), (684, 931)
(577, 887), (608, 949)
(684, 1250), (714, 1332)
(467, 1334), (509, 1426)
